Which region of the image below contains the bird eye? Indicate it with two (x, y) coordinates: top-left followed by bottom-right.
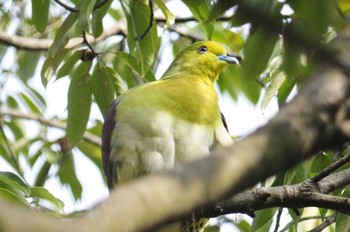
(197, 46), (208, 54)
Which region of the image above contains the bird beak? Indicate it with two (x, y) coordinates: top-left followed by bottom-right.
(218, 55), (240, 64)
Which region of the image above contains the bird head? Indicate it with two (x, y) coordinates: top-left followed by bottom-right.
(162, 41), (240, 82)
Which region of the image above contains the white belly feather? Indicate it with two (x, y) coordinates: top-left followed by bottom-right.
(110, 110), (232, 183)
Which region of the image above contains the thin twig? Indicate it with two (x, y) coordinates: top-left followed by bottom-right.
(156, 16), (231, 24)
(0, 108), (101, 146)
(273, 207), (283, 232)
(52, 0), (109, 12)
(135, 0), (154, 41)
(52, 0), (79, 12)
(93, 0), (109, 10)
(0, 24), (126, 51)
(166, 24), (204, 42)
(279, 216), (323, 232)
(310, 153), (350, 183)
(307, 213), (337, 232)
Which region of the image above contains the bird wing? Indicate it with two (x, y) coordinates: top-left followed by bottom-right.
(101, 99), (119, 190)
(221, 112), (229, 132)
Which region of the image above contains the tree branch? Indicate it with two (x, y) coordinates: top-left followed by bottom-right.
(310, 152), (350, 182)
(166, 24), (205, 42)
(0, 15), (230, 51)
(52, 0), (110, 12)
(0, 25), (126, 51)
(134, 0), (154, 41)
(0, 108), (101, 146)
(307, 213), (337, 232)
(52, 0), (78, 12)
(198, 166), (350, 218)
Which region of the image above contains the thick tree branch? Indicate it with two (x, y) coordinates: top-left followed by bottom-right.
(0, 108), (101, 146)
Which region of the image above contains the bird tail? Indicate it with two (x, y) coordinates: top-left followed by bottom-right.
(155, 218), (209, 232)
(181, 218), (209, 232)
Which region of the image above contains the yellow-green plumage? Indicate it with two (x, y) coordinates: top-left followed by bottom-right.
(102, 41), (239, 232)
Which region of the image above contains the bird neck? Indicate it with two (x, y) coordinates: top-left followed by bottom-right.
(156, 75), (221, 125)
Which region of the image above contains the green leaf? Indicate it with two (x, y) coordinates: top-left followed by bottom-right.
(242, 26), (278, 80)
(310, 153), (331, 175)
(261, 71), (285, 110)
(47, 12), (78, 58)
(92, 0), (112, 37)
(70, 60), (91, 80)
(91, 63), (116, 116)
(251, 208), (277, 232)
(58, 154), (82, 201)
(114, 52), (141, 74)
(77, 141), (101, 163)
(57, 50), (82, 78)
(336, 187), (350, 232)
(284, 162), (308, 185)
(31, 0), (50, 33)
(132, 3), (159, 75)
(33, 161), (51, 187)
(79, 0), (96, 32)
(182, 0), (214, 39)
(28, 86), (47, 108)
(212, 28), (244, 52)
(0, 188), (31, 207)
(19, 92), (42, 114)
(277, 74), (297, 106)
(66, 72), (92, 147)
(209, 0), (237, 21)
(0, 172), (30, 196)
(5, 119), (24, 140)
(6, 95), (20, 109)
(106, 66), (127, 96)
(41, 49), (69, 86)
(217, 65), (240, 101)
(235, 219), (251, 232)
(153, 0), (175, 28)
(92, 9), (103, 37)
(287, 0), (345, 38)
(30, 186), (64, 211)
(336, 213), (350, 232)
(122, 0), (159, 76)
(17, 51), (41, 81)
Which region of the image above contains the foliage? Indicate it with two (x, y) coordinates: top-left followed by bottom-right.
(0, 0), (350, 231)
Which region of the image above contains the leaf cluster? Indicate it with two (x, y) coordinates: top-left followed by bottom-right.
(0, 0), (350, 231)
